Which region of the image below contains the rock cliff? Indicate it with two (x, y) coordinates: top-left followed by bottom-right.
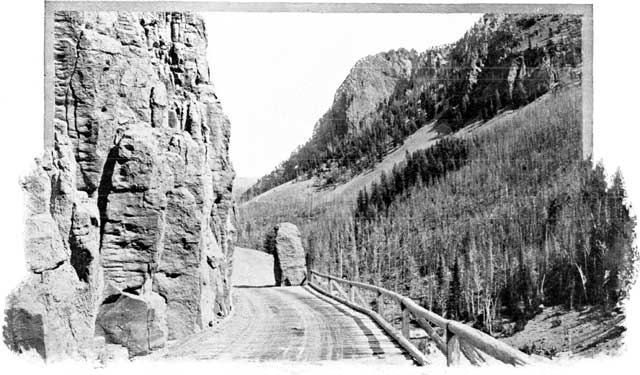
(327, 50), (416, 135)
(3, 11), (235, 360)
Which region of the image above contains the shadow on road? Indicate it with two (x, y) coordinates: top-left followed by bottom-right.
(233, 285), (276, 289)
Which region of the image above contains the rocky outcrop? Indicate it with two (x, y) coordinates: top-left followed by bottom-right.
(3, 161), (100, 361)
(4, 11), (234, 360)
(330, 50), (415, 134)
(95, 291), (168, 356)
(267, 223), (307, 286)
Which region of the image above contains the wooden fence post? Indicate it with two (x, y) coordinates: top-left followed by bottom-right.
(446, 323), (461, 366)
(376, 291), (384, 317)
(401, 303), (410, 338)
(306, 269), (529, 366)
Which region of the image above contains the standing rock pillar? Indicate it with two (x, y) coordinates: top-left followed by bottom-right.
(266, 223), (307, 286)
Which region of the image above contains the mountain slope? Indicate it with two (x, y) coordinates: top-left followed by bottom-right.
(236, 12), (636, 352)
(238, 13), (583, 252)
(241, 13), (582, 202)
(237, 82), (574, 251)
(257, 84), (634, 339)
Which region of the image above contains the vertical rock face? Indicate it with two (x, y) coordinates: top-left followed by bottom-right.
(267, 223), (307, 286)
(331, 50), (415, 134)
(4, 11), (235, 360)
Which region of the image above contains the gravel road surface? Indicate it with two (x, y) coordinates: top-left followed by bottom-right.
(165, 248), (412, 364)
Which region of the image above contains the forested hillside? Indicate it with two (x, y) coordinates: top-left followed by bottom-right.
(306, 86), (636, 329)
(243, 85), (636, 333)
(241, 13), (582, 201)
(236, 12), (636, 335)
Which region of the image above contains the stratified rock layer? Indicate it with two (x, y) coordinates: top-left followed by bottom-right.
(3, 11), (234, 360)
(269, 223), (307, 286)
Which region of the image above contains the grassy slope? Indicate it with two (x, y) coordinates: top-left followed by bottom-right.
(242, 120), (445, 208)
(499, 305), (625, 358)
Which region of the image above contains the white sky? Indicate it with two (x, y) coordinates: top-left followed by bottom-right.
(203, 12), (482, 178)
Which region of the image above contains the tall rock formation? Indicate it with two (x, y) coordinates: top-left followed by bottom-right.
(319, 50), (416, 139)
(265, 223), (307, 286)
(3, 11), (235, 360)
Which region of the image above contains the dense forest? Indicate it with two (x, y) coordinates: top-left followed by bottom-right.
(355, 137), (470, 219)
(241, 14), (583, 201)
(238, 85), (637, 333)
(305, 86), (636, 331)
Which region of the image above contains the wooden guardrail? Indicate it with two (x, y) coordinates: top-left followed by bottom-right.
(308, 269), (530, 367)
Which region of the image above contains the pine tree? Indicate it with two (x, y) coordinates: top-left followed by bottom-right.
(380, 171), (391, 209)
(494, 89), (502, 112)
(447, 257), (462, 320)
(605, 170), (637, 304)
(356, 188), (366, 218)
(370, 181), (383, 213)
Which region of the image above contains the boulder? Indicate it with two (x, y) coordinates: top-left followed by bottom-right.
(95, 291), (168, 357)
(3, 263), (96, 361)
(269, 223), (307, 286)
(3, 162), (99, 361)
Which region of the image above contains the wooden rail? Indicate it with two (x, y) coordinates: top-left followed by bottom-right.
(308, 269), (530, 367)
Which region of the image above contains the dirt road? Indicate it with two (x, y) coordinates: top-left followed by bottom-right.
(231, 246), (276, 287)
(165, 248), (412, 364)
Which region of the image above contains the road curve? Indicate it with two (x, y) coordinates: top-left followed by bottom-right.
(165, 248), (412, 364)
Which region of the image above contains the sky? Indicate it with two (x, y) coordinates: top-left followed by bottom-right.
(203, 12), (482, 178)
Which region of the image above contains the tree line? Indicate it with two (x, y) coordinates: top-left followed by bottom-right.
(356, 137), (470, 220)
